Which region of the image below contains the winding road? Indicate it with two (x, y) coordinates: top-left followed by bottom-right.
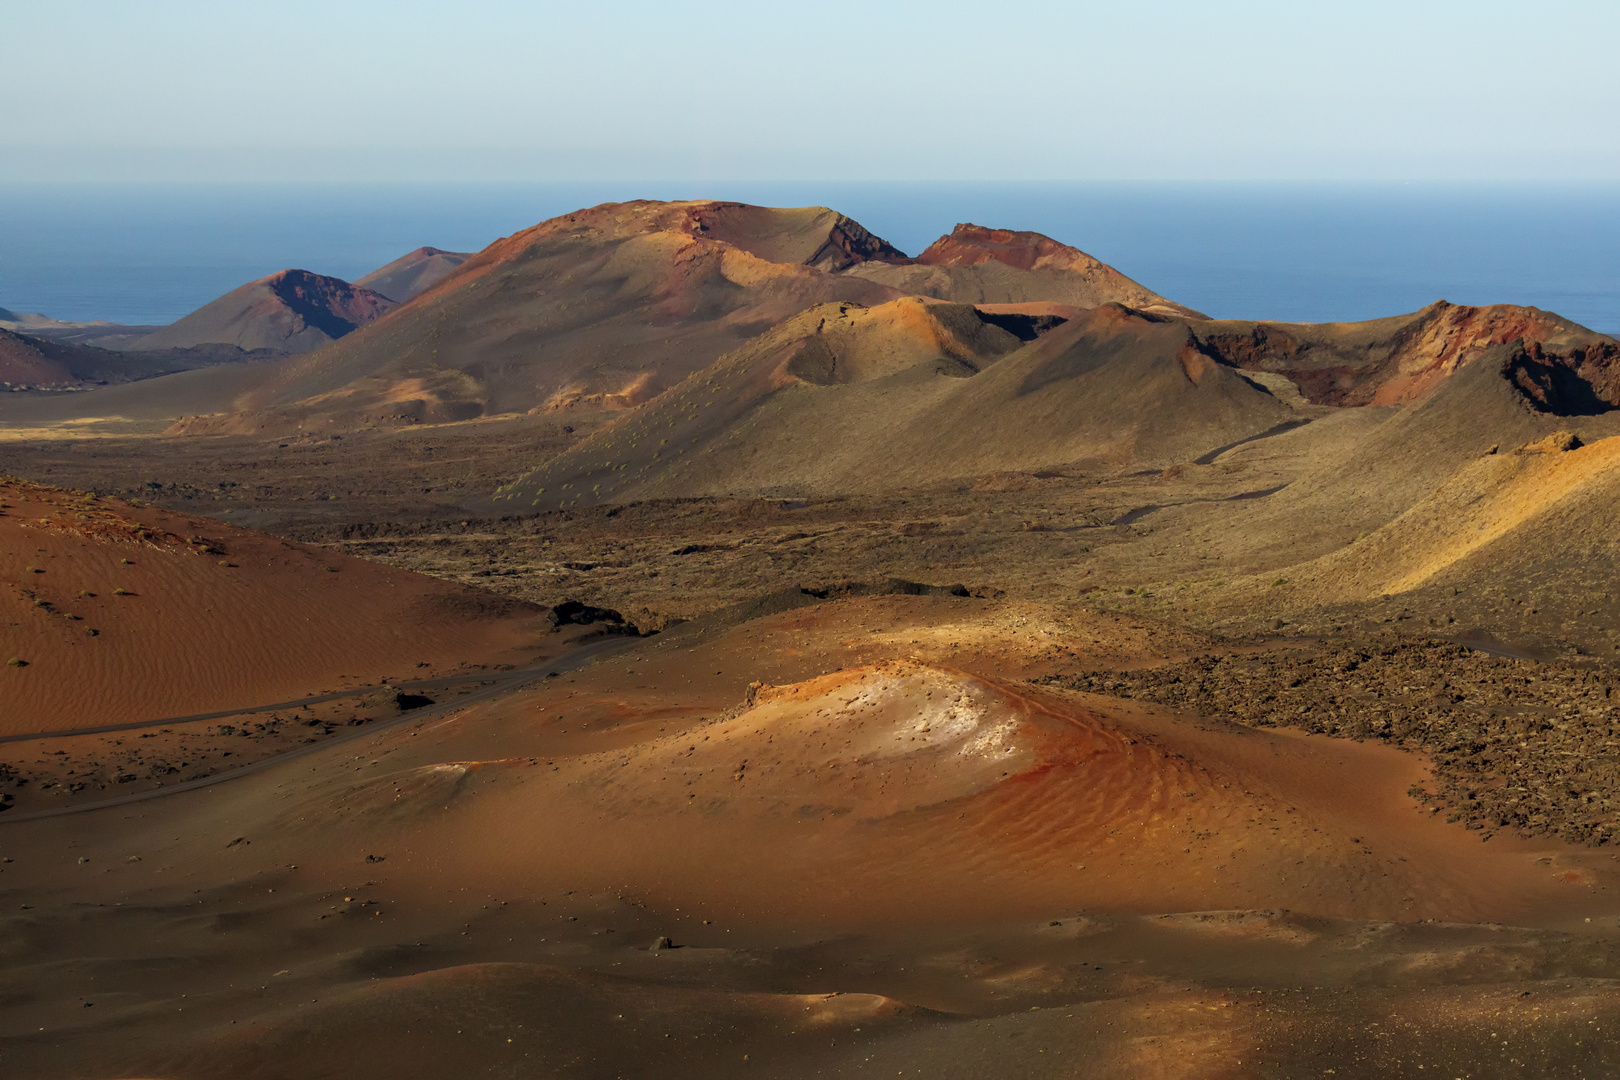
(0, 634), (637, 824)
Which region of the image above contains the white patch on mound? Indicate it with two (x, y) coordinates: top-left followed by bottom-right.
(836, 668), (1024, 763)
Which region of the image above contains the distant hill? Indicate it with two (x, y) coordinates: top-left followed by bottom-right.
(845, 224), (1206, 319)
(0, 327), (279, 391)
(355, 246), (472, 303)
(0, 307), (88, 332)
(0, 308), (154, 349)
(482, 293), (1620, 512)
(158, 200), (1216, 433)
(12, 199), (1608, 461)
(129, 269), (395, 354)
(1190, 300), (1619, 410)
(163, 201), (914, 431)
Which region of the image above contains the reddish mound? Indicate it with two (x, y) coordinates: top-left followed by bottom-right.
(918, 223), (1117, 272)
(0, 478), (547, 736)
(355, 246), (472, 304)
(132, 269), (396, 355)
(1193, 300), (1620, 410)
(229, 640), (1597, 930)
(0, 327), (74, 386)
(846, 224), (1204, 318)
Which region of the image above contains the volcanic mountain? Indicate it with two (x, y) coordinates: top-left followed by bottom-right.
(355, 246), (472, 303)
(6, 201), (1612, 456)
(129, 269), (396, 354)
(150, 201), (1221, 433)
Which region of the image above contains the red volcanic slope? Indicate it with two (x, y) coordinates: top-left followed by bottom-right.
(844, 222), (1205, 318)
(180, 200), (913, 429)
(917, 224), (1111, 271)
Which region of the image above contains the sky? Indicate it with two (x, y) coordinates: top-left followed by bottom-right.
(6, 0), (1620, 183)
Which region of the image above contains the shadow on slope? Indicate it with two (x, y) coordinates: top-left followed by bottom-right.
(486, 302), (1297, 511)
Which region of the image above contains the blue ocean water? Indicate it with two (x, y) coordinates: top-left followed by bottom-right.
(0, 182), (1616, 334)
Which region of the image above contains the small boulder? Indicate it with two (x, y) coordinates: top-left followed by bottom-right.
(548, 600), (628, 630)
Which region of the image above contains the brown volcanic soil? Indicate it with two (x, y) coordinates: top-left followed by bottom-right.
(1, 596), (1618, 1079)
(0, 671), (518, 816)
(1042, 639), (1620, 846)
(0, 477), (552, 737)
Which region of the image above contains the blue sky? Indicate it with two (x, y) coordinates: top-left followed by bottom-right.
(7, 0), (1618, 182)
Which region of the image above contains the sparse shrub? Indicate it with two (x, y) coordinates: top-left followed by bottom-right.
(1271, 577), (1288, 587)
(113, 588), (132, 596)
(120, 558), (133, 565)
(6, 658), (25, 667)
(25, 565), (40, 574)
(78, 590), (94, 598)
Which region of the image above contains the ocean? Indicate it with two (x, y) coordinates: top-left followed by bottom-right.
(1, 181), (1616, 334)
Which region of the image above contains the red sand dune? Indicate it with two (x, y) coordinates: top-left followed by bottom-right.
(0, 478), (548, 736)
